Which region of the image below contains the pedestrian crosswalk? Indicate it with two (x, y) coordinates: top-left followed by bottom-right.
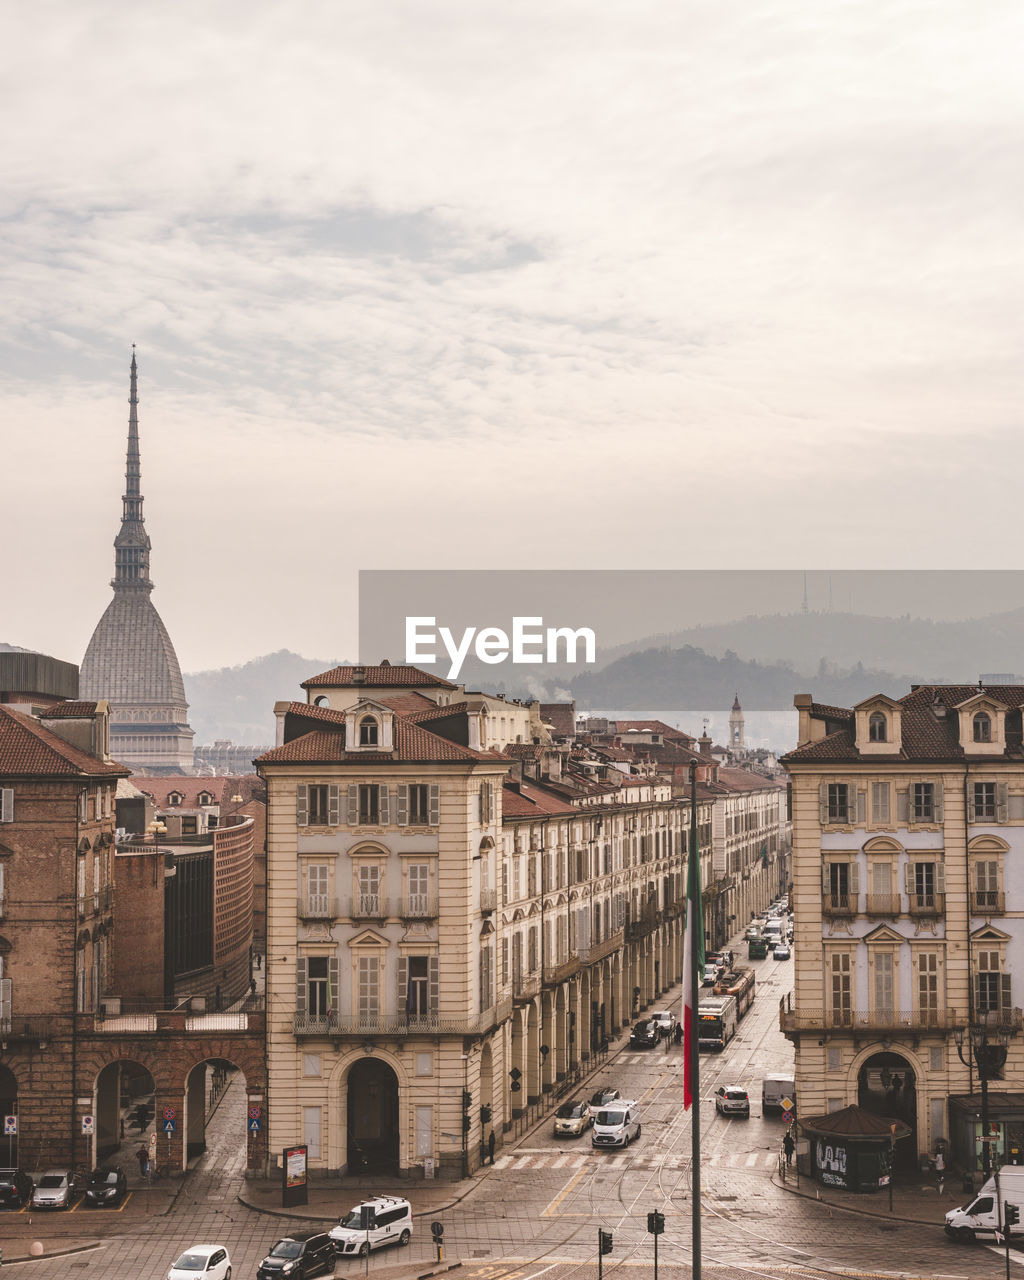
(493, 1148), (778, 1173)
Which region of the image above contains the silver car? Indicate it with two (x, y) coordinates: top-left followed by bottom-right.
(31, 1169), (76, 1210)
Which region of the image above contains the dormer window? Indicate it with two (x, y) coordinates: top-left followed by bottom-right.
(974, 712), (992, 743)
(197, 791), (214, 806)
(168, 792), (183, 807)
(868, 712), (887, 743)
(359, 716), (379, 747)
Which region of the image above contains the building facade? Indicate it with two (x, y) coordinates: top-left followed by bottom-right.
(783, 687), (1024, 1172)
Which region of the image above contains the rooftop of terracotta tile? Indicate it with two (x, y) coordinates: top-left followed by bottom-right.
(0, 705), (129, 778)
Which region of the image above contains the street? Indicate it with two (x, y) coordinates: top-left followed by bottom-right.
(3, 948), (1014, 1279)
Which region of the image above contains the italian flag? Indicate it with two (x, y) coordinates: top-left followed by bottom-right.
(682, 833), (705, 1111)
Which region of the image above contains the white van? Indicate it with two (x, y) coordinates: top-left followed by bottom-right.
(330, 1196), (413, 1255)
(762, 1073), (795, 1113)
(945, 1167), (1024, 1244)
(763, 919), (784, 943)
(592, 1100), (641, 1148)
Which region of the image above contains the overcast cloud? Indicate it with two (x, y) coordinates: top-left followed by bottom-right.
(3, 1), (1023, 670)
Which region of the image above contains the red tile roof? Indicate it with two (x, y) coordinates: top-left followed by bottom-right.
(257, 710), (501, 766)
(37, 701), (99, 718)
(715, 766), (786, 794)
(135, 776), (265, 807)
(613, 720), (696, 743)
(502, 743), (545, 760)
(302, 663), (458, 690)
(501, 781), (577, 817)
(0, 706), (129, 778)
(539, 703), (576, 737)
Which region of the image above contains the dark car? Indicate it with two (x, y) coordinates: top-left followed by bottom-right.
(0, 1168), (33, 1208)
(84, 1165), (128, 1207)
(257, 1232), (335, 1280)
(629, 1019), (660, 1049)
(589, 1086), (621, 1108)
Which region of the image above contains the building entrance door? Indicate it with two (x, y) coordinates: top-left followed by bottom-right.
(347, 1058), (399, 1174)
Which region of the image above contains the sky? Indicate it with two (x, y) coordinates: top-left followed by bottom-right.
(4, 1), (1024, 673)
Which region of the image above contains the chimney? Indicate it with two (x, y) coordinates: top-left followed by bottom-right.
(351, 666), (366, 685)
(794, 693), (813, 746)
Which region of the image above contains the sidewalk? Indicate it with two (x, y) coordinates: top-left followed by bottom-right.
(773, 1162), (972, 1227)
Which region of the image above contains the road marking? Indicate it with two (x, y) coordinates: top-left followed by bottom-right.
(551, 1155), (572, 1168)
(540, 1165), (589, 1217)
(745, 1152), (759, 1167)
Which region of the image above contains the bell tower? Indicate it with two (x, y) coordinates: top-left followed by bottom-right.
(729, 693), (745, 751)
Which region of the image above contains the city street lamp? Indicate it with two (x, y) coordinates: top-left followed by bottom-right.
(953, 1019), (1010, 1177)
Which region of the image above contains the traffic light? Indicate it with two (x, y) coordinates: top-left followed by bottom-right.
(462, 1089), (472, 1133)
(430, 1222), (444, 1241)
(1005, 1202), (1020, 1228)
(647, 1210), (665, 1235)
(598, 1230), (613, 1255)
(480, 1104), (492, 1125)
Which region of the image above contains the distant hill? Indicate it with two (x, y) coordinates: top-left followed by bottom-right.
(184, 650), (345, 745)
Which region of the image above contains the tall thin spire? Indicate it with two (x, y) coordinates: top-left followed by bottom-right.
(112, 347), (153, 592)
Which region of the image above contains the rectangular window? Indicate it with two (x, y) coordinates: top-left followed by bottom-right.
(873, 952), (894, 1022)
(827, 783), (850, 823)
(408, 785), (429, 825)
(415, 1105), (433, 1158)
(304, 1053), (322, 1077)
(358, 955), (380, 1018)
(480, 945), (492, 1014)
(307, 957), (329, 1016)
(308, 784), (329, 825)
(407, 955), (430, 1017)
(975, 782), (997, 820)
(307, 864), (330, 915)
(974, 861), (1000, 910)
(827, 1047), (841, 1072)
(918, 952), (939, 1025)
(358, 865), (381, 916)
(977, 950), (1004, 1015)
(303, 1107), (322, 1160)
(830, 952), (852, 1026)
(0, 787), (13, 823)
(416, 1052), (432, 1077)
(180, 815), (198, 836)
(407, 863), (429, 915)
(913, 783), (935, 822)
(358, 785), (380, 825)
(870, 783), (890, 823)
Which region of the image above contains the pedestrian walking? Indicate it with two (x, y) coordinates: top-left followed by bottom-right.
(256, 952), (262, 971)
(891, 1073), (903, 1098)
(933, 1149), (945, 1194)
(135, 1146), (148, 1178)
(673, 1022), (683, 1046)
(488, 1129), (496, 1165)
(664, 1027), (671, 1052)
(783, 1131), (795, 1168)
(250, 978), (257, 996)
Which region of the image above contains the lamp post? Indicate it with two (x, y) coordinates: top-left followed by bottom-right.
(954, 1019), (1009, 1178)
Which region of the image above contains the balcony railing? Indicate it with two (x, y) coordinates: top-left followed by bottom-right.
(512, 969), (541, 1002)
(543, 957), (581, 986)
(776, 995), (1003, 1035)
(970, 890), (1006, 915)
(401, 893), (438, 920)
(293, 1001), (513, 1038)
(864, 894), (901, 916)
(298, 894), (337, 920)
(479, 888), (497, 914)
(822, 893), (857, 917)
(575, 930), (625, 967)
(350, 895), (389, 919)
(625, 909), (661, 941)
(908, 893), (945, 917)
(77, 885), (114, 917)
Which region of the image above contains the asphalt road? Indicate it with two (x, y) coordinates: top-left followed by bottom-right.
(3, 951), (1015, 1278)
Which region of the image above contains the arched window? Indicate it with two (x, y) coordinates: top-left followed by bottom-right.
(868, 712), (887, 743)
(359, 715), (379, 747)
(313, 695), (328, 707)
(974, 712), (992, 743)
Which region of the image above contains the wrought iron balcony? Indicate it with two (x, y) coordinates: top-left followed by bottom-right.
(908, 893), (945, 917)
(575, 930), (625, 966)
(822, 893), (858, 917)
(512, 969), (541, 1002)
(349, 894), (389, 919)
(864, 894), (901, 916)
(479, 888), (497, 915)
(970, 890), (1005, 915)
(543, 957), (581, 986)
(298, 894), (338, 920)
(779, 996), (974, 1035)
(625, 908), (661, 941)
(292, 1002), (513, 1038)
(401, 893), (438, 920)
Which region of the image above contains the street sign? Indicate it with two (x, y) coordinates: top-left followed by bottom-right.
(148, 1131), (157, 1159)
(248, 1116), (262, 1132)
(3, 1115), (16, 1135)
(782, 1109), (794, 1125)
(81, 1115), (94, 1135)
(510, 1081), (521, 1092)
(781, 1097), (794, 1113)
(509, 1067), (522, 1081)
(163, 1118), (176, 1134)
(248, 1106), (262, 1120)
(162, 1107), (176, 1121)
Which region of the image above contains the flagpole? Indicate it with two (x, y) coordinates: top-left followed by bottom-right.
(688, 759), (702, 1280)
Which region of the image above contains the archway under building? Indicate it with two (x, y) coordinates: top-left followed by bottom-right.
(347, 1057), (399, 1175)
(857, 1050), (918, 1169)
(95, 1059), (156, 1164)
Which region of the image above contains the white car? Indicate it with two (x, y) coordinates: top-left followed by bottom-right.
(649, 1010), (677, 1037)
(330, 1197), (413, 1255)
(31, 1170), (77, 1210)
(167, 1245), (232, 1280)
(592, 1100), (642, 1148)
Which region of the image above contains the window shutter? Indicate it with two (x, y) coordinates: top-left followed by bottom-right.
(397, 785), (409, 826)
(296, 784), (309, 826)
(378, 786), (390, 824)
(1001, 972), (1013, 1013)
(934, 786), (944, 823)
(347, 785), (359, 825)
(0, 788), (13, 823)
(897, 790), (908, 822)
(478, 784), (485, 824)
(966, 788), (976, 823)
(819, 784), (828, 825)
(821, 862), (830, 893)
(428, 956), (439, 1013)
(974, 973), (982, 1013)
(849, 862), (860, 895)
(328, 956), (339, 1014)
(398, 955), (409, 1014)
(296, 958), (307, 1014)
(488, 784), (496, 823)
(855, 787), (865, 824)
(997, 783), (1009, 823)
(935, 861), (946, 894)
(428, 784), (440, 826)
(328, 785), (340, 826)
(904, 861), (913, 894)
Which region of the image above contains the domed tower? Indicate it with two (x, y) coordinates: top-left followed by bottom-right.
(729, 693), (745, 751)
(80, 351), (194, 773)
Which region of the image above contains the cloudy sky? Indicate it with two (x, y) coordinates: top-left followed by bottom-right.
(4, 1), (1023, 673)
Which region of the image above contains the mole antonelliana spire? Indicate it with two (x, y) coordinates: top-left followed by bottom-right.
(80, 350), (194, 774)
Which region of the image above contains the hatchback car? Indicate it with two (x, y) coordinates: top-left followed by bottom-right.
(773, 943), (791, 961)
(31, 1169), (77, 1210)
(590, 1086), (621, 1108)
(0, 1168), (33, 1208)
(702, 964), (720, 987)
(629, 1019), (660, 1049)
(554, 1098), (592, 1137)
(257, 1231), (335, 1278)
(84, 1165), (128, 1207)
(715, 1086), (751, 1118)
(329, 1197), (413, 1255)
(167, 1244), (232, 1280)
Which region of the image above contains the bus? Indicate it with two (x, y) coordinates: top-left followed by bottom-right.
(713, 966), (756, 1018)
(698, 995), (738, 1051)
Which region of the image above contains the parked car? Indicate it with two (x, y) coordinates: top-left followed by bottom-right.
(702, 963), (720, 986)
(31, 1169), (78, 1210)
(84, 1165), (128, 1207)
(589, 1086), (621, 1108)
(773, 943), (791, 961)
(329, 1198), (413, 1255)
(649, 1010), (677, 1037)
(0, 1168), (33, 1208)
(592, 1100), (641, 1148)
(257, 1231), (335, 1278)
(167, 1244), (232, 1280)
(554, 1098), (592, 1137)
(629, 1019), (660, 1049)
(715, 1086), (751, 1118)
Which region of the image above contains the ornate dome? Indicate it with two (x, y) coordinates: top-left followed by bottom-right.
(81, 590), (187, 706)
